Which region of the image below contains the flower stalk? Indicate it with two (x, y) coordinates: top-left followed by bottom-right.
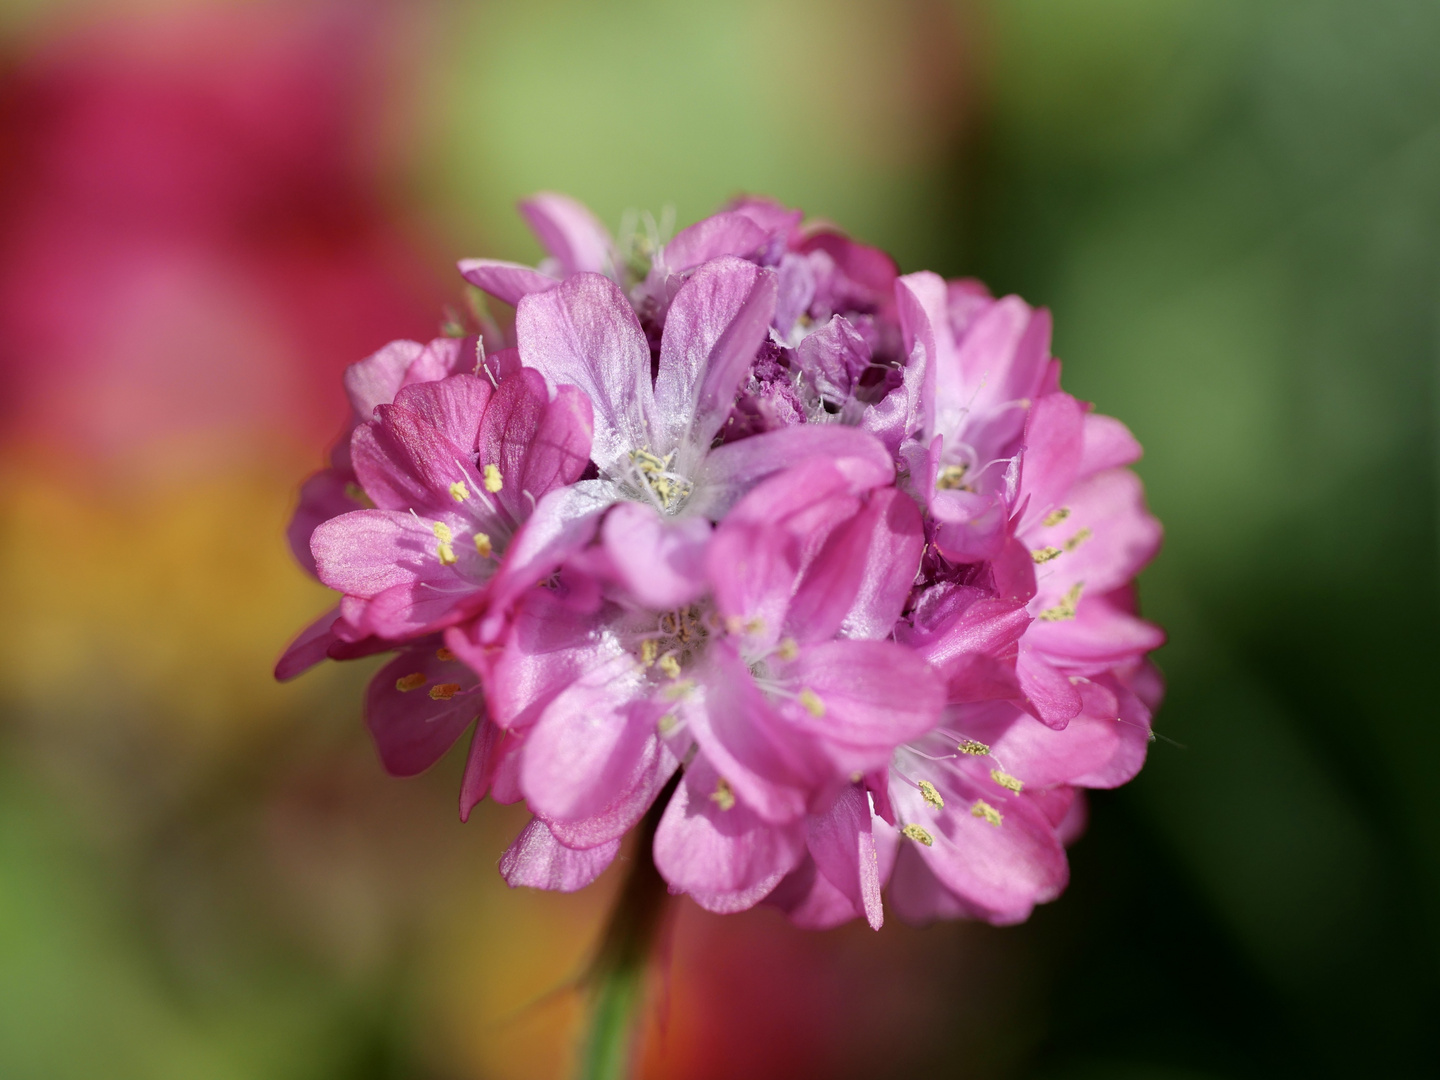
(577, 781), (675, 1080)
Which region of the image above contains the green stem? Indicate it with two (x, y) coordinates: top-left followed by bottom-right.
(576, 784), (674, 1080)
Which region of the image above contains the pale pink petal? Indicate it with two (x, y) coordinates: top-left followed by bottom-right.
(806, 785), (884, 930)
(457, 258), (559, 305)
(601, 501), (711, 609)
(500, 818), (619, 892)
(1078, 411), (1142, 477)
(695, 425), (893, 519)
(520, 192), (614, 276)
(515, 273), (654, 471)
(660, 212), (770, 273)
(343, 339), (424, 419)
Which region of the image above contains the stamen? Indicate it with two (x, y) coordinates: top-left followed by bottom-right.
(432, 521), (453, 542)
(775, 637), (798, 662)
(437, 542), (458, 566)
(639, 640), (658, 667)
(474, 532), (493, 558)
(957, 739), (990, 755)
(483, 464), (503, 493)
(901, 823), (934, 846)
(658, 654), (682, 679)
(970, 800), (1003, 826)
(429, 683), (462, 701)
(657, 713), (678, 735)
(990, 769), (1023, 793)
(1038, 582), (1083, 622)
(1064, 527), (1093, 552)
(935, 464), (969, 491)
(798, 688), (826, 718)
(660, 678), (695, 701)
(436, 647), (456, 662)
(1031, 546), (1062, 564)
(395, 673), (427, 693)
(709, 777), (736, 811)
(449, 481), (470, 502)
(1043, 507), (1070, 527)
(918, 780), (944, 809)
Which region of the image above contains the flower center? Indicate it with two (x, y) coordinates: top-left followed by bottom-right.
(635, 603), (711, 679)
(624, 447), (693, 513)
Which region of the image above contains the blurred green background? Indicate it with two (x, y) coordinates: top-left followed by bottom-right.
(1, 0), (1436, 1077)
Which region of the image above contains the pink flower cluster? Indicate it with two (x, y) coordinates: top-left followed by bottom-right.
(279, 194), (1163, 928)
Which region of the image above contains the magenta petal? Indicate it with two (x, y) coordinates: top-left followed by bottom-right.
(887, 842), (984, 925)
(1026, 589), (1166, 667)
(519, 192), (614, 276)
(653, 257), (777, 451)
(686, 648), (822, 824)
(652, 756), (806, 911)
(1015, 393), (1085, 535)
(765, 857), (864, 929)
(661, 212), (770, 273)
(351, 403), (487, 517)
(457, 258), (559, 305)
(1024, 468), (1162, 600)
(288, 468), (365, 578)
(479, 369), (594, 523)
(697, 425), (893, 519)
(391, 374), (493, 456)
(1079, 412), (1142, 477)
(500, 818), (620, 892)
(311, 509), (436, 597)
(544, 734), (679, 849)
(601, 501), (710, 609)
(1015, 645), (1083, 727)
(274, 606), (340, 681)
(515, 273), (654, 470)
(705, 520), (798, 648)
(795, 315), (872, 403)
(519, 659), (661, 821)
(783, 640), (943, 770)
(343, 339), (424, 419)
(365, 648), (481, 776)
(807, 785), (885, 930)
(459, 721), (508, 822)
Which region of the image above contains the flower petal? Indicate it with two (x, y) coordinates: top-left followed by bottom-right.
(806, 785), (885, 930)
(500, 818), (619, 892)
(478, 369), (594, 524)
(660, 212), (770, 273)
(457, 258), (559, 305)
(343, 339), (424, 419)
(695, 425), (893, 519)
(515, 273), (655, 472)
(365, 647), (481, 776)
(519, 192), (614, 276)
(274, 605), (340, 681)
(601, 501), (711, 610)
(653, 257), (776, 454)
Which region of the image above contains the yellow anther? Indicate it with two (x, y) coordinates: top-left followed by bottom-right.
(483, 464), (503, 492)
(432, 521), (453, 542)
(1031, 546), (1062, 564)
(744, 617), (765, 635)
(991, 769), (1024, 793)
(918, 780), (944, 809)
(957, 739), (990, 755)
(1064, 527), (1093, 552)
(901, 823), (934, 846)
(798, 688), (826, 718)
(935, 464), (969, 490)
(437, 541), (458, 566)
(449, 480), (470, 502)
(710, 777), (736, 811)
(473, 532), (493, 558)
(429, 682), (462, 701)
(970, 799), (1003, 826)
(639, 639), (658, 667)
(658, 654), (682, 679)
(1038, 582), (1083, 622)
(776, 637), (799, 662)
(657, 713), (678, 734)
(1042, 507), (1070, 527)
(661, 678), (696, 701)
(436, 647), (456, 662)
(724, 615), (745, 634)
(395, 673), (427, 693)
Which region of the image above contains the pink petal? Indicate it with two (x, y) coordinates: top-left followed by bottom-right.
(287, 467), (364, 579)
(515, 273), (654, 471)
(274, 606), (340, 681)
(806, 785), (885, 930)
(519, 192), (614, 276)
(1079, 411), (1142, 477)
(478, 369), (594, 523)
(1024, 467), (1162, 603)
(1015, 644), (1083, 728)
(652, 756), (807, 911)
(601, 501), (711, 609)
(457, 258), (559, 305)
(1015, 393), (1085, 535)
(660, 211), (770, 273)
(351, 403), (487, 518)
(519, 657), (662, 822)
(697, 425), (893, 519)
(543, 736), (679, 849)
(765, 856), (865, 929)
(459, 721), (510, 822)
(311, 509), (437, 598)
(391, 373), (493, 456)
(500, 818), (619, 892)
(653, 257), (776, 451)
(365, 648), (481, 776)
(343, 339), (424, 419)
